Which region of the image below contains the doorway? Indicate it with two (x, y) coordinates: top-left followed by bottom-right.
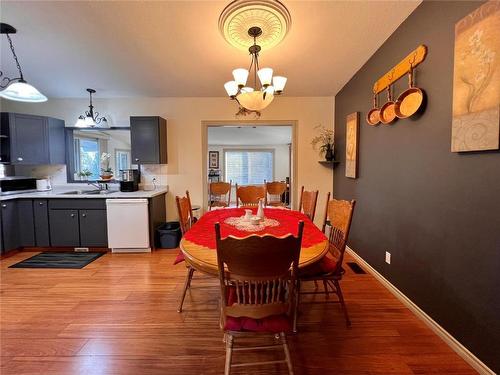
(202, 121), (297, 211)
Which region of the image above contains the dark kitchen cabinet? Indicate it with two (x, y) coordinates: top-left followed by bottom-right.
(33, 199), (50, 247)
(79, 209), (107, 247)
(1, 200), (20, 253)
(17, 199), (35, 247)
(130, 116), (167, 164)
(48, 200), (108, 248)
(0, 113), (65, 165)
(49, 209), (80, 247)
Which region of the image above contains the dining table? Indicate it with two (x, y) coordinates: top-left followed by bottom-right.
(179, 207), (328, 276)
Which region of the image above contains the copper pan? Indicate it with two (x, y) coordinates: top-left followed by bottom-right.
(366, 94), (381, 126)
(394, 68), (424, 119)
(379, 86), (397, 125)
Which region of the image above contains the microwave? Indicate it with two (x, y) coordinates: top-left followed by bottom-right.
(0, 177), (37, 195)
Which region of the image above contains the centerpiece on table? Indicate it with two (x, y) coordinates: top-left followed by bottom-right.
(311, 124), (335, 161)
(100, 152), (113, 180)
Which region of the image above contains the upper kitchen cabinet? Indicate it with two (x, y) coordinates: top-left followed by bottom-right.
(0, 112), (65, 165)
(130, 116), (167, 164)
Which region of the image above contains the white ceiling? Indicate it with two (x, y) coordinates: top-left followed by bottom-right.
(0, 1), (420, 98)
(208, 125), (292, 145)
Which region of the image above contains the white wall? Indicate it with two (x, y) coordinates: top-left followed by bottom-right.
(1, 96), (334, 226)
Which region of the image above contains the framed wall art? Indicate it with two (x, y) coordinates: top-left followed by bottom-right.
(451, 0), (500, 152)
(345, 112), (359, 179)
(209, 151), (219, 169)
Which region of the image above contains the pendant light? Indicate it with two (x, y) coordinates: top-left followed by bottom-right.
(0, 23), (47, 103)
(223, 26), (287, 117)
(75, 89), (108, 128)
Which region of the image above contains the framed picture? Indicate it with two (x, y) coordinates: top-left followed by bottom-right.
(451, 1), (500, 152)
(209, 151), (219, 169)
(345, 112), (359, 179)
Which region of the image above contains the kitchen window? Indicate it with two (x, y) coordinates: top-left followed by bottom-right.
(74, 136), (100, 180)
(224, 150), (274, 185)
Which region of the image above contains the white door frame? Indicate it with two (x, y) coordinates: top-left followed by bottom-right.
(201, 120), (298, 212)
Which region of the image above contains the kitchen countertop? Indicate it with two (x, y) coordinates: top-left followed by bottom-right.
(0, 185), (168, 201)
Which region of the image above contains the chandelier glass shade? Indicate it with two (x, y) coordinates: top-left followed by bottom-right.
(0, 23), (47, 103)
(75, 89), (108, 128)
(224, 26), (286, 116)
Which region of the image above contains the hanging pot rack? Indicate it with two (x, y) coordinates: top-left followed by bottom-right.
(372, 44), (428, 95)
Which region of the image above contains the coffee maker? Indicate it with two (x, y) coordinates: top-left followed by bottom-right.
(119, 169), (140, 192)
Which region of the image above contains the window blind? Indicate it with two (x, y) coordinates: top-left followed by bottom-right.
(225, 150), (273, 185)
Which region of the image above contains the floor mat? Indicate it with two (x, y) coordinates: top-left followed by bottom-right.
(9, 252), (104, 269)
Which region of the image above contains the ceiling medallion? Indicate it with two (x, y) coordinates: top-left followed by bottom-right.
(219, 0), (292, 51)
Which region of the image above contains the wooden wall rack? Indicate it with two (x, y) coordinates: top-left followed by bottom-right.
(372, 44), (428, 94)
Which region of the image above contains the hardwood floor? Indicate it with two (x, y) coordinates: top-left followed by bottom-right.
(0, 250), (476, 375)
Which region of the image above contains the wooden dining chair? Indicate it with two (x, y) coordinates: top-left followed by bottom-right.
(294, 198), (356, 331)
(209, 181), (231, 210)
(215, 221), (304, 375)
(235, 184), (266, 208)
(265, 181), (287, 207)
(298, 186), (319, 221)
(175, 190), (196, 313)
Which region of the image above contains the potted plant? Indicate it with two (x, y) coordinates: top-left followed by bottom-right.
(100, 153), (113, 180)
(77, 169), (93, 181)
(311, 125), (335, 161)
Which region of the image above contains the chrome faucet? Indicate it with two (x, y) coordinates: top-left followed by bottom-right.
(87, 181), (108, 191)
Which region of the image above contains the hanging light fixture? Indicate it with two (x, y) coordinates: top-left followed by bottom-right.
(224, 26), (287, 118)
(0, 23), (47, 103)
(75, 89), (108, 128)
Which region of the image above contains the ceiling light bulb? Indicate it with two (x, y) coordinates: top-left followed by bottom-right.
(273, 76), (287, 93)
(232, 68), (249, 87)
(224, 81), (238, 97)
(84, 115), (97, 127)
(241, 87), (254, 93)
(0, 81), (47, 103)
(257, 67), (273, 87)
(75, 116), (86, 128)
(264, 85), (275, 96)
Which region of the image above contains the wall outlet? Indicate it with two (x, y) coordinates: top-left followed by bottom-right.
(385, 251), (391, 264)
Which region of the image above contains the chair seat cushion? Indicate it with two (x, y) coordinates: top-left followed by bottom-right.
(300, 253), (338, 277)
(224, 314), (291, 333)
(173, 250), (185, 265)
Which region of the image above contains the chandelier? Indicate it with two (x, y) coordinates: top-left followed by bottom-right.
(74, 89), (108, 128)
(224, 26), (287, 118)
(0, 23), (47, 103)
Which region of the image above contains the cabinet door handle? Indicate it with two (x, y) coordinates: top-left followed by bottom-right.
(39, 202), (44, 206)
(17, 157), (23, 161)
(82, 213), (87, 218)
(70, 213), (75, 218)
(135, 158), (139, 162)
(1, 204), (6, 208)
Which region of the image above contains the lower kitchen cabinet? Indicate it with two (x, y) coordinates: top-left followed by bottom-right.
(17, 199), (35, 247)
(33, 199), (50, 246)
(79, 209), (107, 247)
(1, 200), (20, 253)
(49, 209), (80, 247)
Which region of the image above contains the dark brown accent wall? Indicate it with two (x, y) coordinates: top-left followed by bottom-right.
(334, 1), (499, 372)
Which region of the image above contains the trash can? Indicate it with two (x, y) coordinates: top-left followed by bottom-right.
(156, 222), (181, 248)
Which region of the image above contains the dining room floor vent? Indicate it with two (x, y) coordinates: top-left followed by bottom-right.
(347, 262), (366, 274)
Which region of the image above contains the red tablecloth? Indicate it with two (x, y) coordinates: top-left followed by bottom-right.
(184, 207), (326, 249)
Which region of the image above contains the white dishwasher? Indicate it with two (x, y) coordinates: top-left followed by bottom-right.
(106, 199), (151, 253)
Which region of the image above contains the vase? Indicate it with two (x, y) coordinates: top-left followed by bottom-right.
(325, 145), (334, 161)
(100, 173), (113, 180)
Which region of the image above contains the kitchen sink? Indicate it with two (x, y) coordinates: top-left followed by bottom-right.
(58, 190), (114, 195)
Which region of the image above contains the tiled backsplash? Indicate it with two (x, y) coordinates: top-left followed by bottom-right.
(13, 163), (168, 187)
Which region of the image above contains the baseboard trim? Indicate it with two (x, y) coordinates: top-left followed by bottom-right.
(346, 247), (495, 375)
